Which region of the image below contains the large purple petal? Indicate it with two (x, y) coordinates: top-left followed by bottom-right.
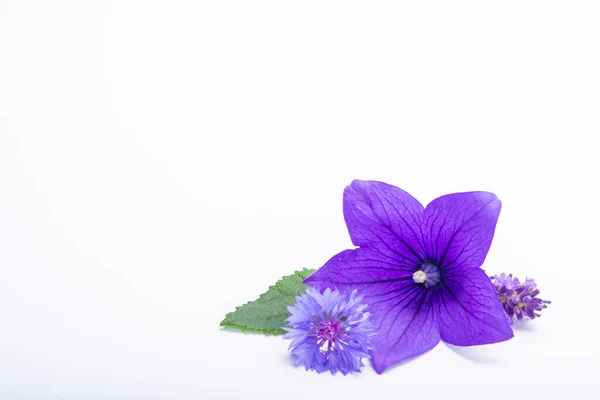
(437, 268), (513, 346)
(304, 248), (414, 291)
(369, 290), (439, 374)
(424, 192), (501, 273)
(305, 248), (439, 373)
(343, 180), (426, 269)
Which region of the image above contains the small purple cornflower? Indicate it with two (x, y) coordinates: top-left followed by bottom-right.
(491, 273), (551, 322)
(283, 287), (373, 375)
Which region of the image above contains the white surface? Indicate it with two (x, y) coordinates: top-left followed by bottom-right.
(1, 1), (598, 399)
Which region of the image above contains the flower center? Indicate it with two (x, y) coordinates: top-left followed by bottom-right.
(412, 261), (442, 289)
(316, 320), (345, 353)
(317, 320), (342, 341)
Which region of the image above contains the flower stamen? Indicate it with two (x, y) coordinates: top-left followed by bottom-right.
(413, 262), (443, 289)
(413, 270), (427, 284)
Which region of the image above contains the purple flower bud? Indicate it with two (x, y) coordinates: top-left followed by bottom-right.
(490, 274), (551, 323)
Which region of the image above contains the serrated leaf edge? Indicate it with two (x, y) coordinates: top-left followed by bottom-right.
(219, 268), (315, 335)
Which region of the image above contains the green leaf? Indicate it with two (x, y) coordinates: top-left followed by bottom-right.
(220, 268), (316, 335)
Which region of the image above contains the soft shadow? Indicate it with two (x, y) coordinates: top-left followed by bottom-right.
(219, 326), (254, 334)
(511, 321), (537, 332)
(445, 343), (500, 364)
(374, 345), (437, 374)
(279, 353), (296, 368)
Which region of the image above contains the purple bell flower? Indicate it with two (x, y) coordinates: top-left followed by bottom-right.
(305, 180), (514, 373)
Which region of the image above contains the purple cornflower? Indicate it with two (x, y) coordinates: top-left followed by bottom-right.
(283, 287), (373, 375)
(491, 273), (551, 322)
(305, 180), (514, 373)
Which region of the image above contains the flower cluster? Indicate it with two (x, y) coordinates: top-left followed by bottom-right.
(491, 273), (551, 322)
(284, 287), (373, 375)
(223, 180), (553, 376)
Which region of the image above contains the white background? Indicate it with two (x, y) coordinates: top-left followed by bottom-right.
(1, 1), (598, 399)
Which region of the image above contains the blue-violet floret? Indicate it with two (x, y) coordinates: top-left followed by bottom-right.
(284, 287), (373, 375)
